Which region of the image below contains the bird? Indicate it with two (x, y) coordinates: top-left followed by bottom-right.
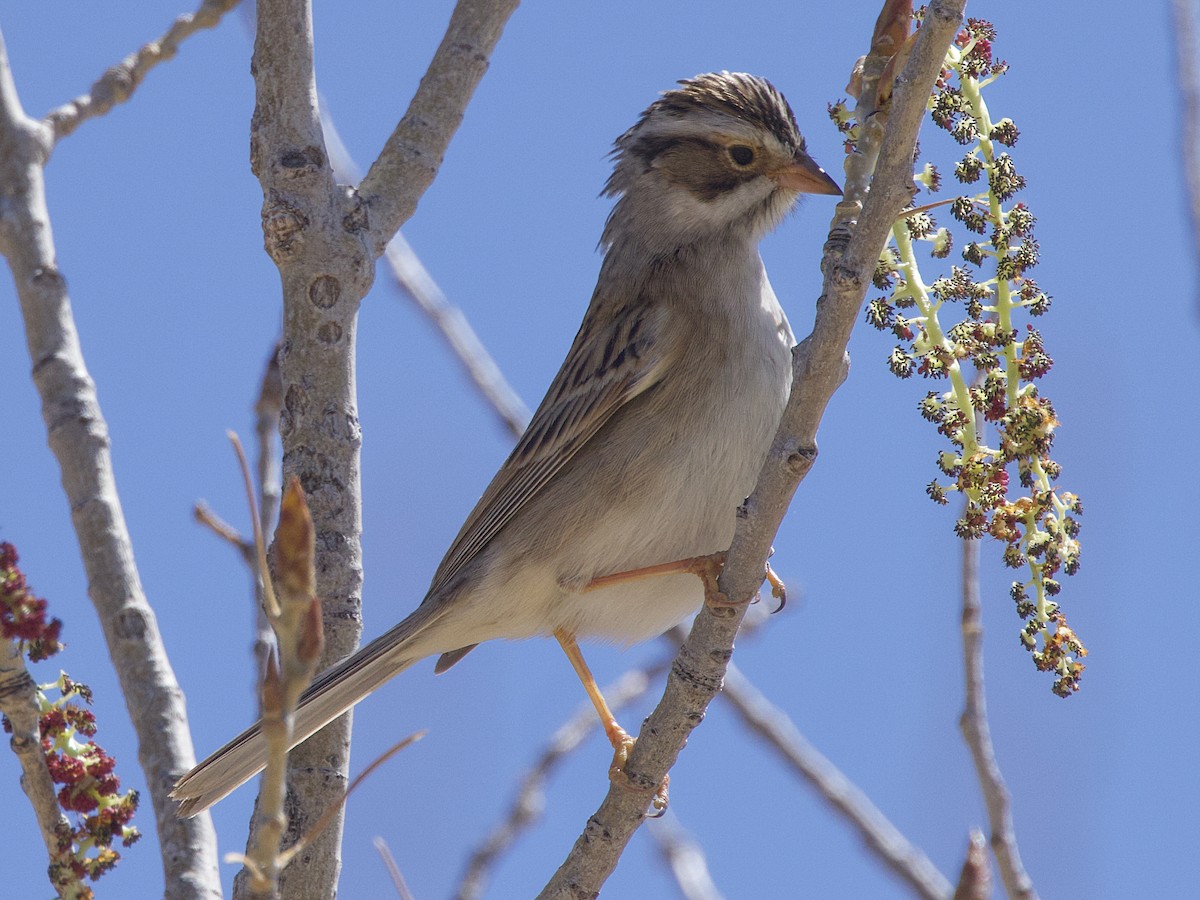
(172, 71), (841, 817)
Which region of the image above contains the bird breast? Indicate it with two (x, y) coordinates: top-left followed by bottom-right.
(550, 251), (794, 641)
(443, 248), (794, 648)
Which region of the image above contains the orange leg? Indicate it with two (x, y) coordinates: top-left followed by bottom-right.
(584, 551), (728, 604)
(554, 628), (631, 752)
(584, 549), (788, 610)
(554, 628), (669, 813)
(562, 550), (789, 813)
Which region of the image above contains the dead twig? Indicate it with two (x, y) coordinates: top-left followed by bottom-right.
(44, 0), (242, 143)
(321, 113), (531, 439)
(720, 663), (952, 900)
(959, 531), (1038, 900)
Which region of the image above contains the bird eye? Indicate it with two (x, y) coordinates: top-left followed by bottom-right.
(728, 145), (755, 167)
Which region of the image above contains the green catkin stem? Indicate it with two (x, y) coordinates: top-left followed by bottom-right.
(892, 223), (982, 458)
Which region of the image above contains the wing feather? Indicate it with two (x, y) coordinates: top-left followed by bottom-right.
(427, 293), (668, 596)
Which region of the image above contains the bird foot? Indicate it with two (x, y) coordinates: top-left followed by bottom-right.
(607, 725), (669, 815)
(700, 552), (788, 612)
(684, 551), (729, 607)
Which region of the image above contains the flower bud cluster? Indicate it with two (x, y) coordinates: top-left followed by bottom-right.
(37, 673), (142, 892)
(860, 19), (1087, 695)
(1, 541), (63, 660)
(1, 544), (140, 894)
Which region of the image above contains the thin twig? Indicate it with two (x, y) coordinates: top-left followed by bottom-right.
(194, 501), (254, 561)
(456, 611), (773, 900)
(374, 837), (416, 900)
(321, 109), (531, 438)
(537, 4), (966, 895)
(44, 0), (242, 144)
(455, 665), (663, 900)
(720, 663), (952, 900)
(1173, 0), (1200, 311)
(357, 0), (521, 256)
(192, 346), (283, 683)
(381, 231), (531, 436)
(252, 344), (284, 680)
(276, 732), (425, 870)
(959, 532), (1038, 900)
(230, 433), (278, 619)
(253, 343), (283, 523)
(648, 815), (725, 900)
(0, 640), (76, 895)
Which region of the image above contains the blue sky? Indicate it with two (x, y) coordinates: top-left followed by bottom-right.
(1, 2), (1195, 897)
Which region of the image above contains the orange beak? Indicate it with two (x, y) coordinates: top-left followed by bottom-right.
(770, 150), (842, 196)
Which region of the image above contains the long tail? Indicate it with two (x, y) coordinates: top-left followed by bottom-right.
(172, 603), (445, 817)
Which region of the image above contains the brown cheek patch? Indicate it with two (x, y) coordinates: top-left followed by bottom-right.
(657, 142), (756, 202)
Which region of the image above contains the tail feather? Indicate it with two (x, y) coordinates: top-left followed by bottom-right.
(172, 604), (444, 817)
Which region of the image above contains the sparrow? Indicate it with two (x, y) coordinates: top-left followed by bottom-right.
(173, 71), (840, 816)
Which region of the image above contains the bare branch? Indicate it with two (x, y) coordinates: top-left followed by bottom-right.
(382, 233), (531, 436)
(43, 0), (241, 144)
(721, 663), (952, 900)
(648, 815), (725, 900)
(459, 611), (775, 899)
(0, 640), (76, 895)
(0, 26), (221, 899)
(358, 0), (521, 255)
(960, 533), (1038, 900)
(241, 0), (358, 888)
(321, 110), (531, 438)
(538, 4), (966, 895)
(244, 3), (516, 892)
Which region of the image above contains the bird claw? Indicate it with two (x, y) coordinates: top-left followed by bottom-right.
(697, 552), (787, 613)
(765, 560), (787, 612)
(649, 774), (670, 816)
(608, 730), (670, 815)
